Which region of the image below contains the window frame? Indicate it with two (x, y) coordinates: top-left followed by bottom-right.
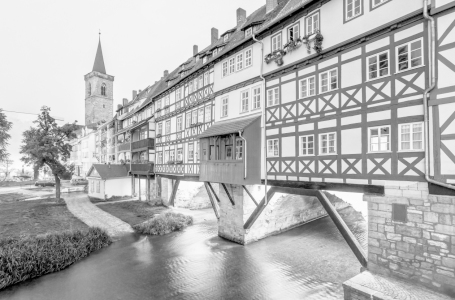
(267, 87), (280, 107)
(371, 0), (391, 10)
(229, 57), (236, 74)
(398, 122), (424, 152)
(165, 120), (171, 135)
(235, 139), (243, 160)
(245, 27), (252, 37)
(367, 50), (390, 81)
(252, 86), (261, 110)
(271, 32), (282, 52)
(395, 38), (424, 74)
(267, 139), (279, 157)
(177, 115), (183, 131)
(299, 75), (316, 99)
(305, 11), (320, 35)
(240, 89), (249, 113)
(236, 53), (243, 71)
(319, 132), (337, 155)
(221, 97), (229, 118)
(188, 143), (194, 161)
(319, 68), (338, 94)
(244, 48), (253, 68)
(287, 22), (300, 42)
(368, 125), (391, 153)
(300, 135), (315, 156)
(204, 105), (212, 123)
(344, 0), (363, 23)
(222, 61), (228, 77)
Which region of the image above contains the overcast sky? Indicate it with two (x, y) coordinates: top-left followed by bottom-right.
(0, 0), (265, 171)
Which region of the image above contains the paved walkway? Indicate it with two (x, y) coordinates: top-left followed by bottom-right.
(64, 193), (134, 237)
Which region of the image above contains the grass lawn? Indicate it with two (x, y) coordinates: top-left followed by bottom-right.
(0, 180), (35, 188)
(88, 195), (131, 204)
(0, 192), (32, 203)
(97, 201), (169, 226)
(0, 198), (88, 239)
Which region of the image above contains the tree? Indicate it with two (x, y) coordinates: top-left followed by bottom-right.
(0, 108), (12, 163)
(0, 160), (14, 181)
(20, 106), (78, 200)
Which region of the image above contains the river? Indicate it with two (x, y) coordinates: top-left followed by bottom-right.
(0, 203), (367, 300)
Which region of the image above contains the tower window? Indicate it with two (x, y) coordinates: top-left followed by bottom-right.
(88, 83), (91, 96)
(101, 83), (106, 96)
(103, 104), (105, 108)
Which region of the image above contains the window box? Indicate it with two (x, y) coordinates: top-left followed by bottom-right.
(167, 160), (175, 165)
(156, 134), (162, 138)
(174, 160), (183, 164)
(264, 49), (286, 66)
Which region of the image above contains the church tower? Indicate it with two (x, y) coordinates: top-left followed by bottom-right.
(84, 36), (114, 125)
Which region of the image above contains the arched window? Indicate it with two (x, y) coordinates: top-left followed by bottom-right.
(88, 83), (91, 96)
(101, 83), (106, 96)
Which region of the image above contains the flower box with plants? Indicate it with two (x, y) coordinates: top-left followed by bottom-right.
(156, 134), (162, 138)
(264, 49), (287, 66)
(174, 160), (183, 164)
(167, 160), (175, 165)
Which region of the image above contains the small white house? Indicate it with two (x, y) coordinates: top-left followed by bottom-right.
(86, 164), (132, 200)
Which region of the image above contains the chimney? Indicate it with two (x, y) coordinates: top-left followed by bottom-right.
(211, 28), (219, 44)
(132, 90), (137, 100)
(117, 104), (122, 110)
(122, 98), (128, 106)
(164, 70), (169, 77)
(193, 45), (198, 56)
(236, 8), (246, 26)
(266, 0), (278, 14)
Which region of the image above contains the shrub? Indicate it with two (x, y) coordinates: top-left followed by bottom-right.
(133, 212), (193, 235)
(0, 227), (112, 290)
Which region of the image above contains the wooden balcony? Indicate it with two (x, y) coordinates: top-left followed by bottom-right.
(199, 161), (249, 184)
(117, 143), (130, 152)
(131, 138), (154, 151)
(130, 163), (154, 175)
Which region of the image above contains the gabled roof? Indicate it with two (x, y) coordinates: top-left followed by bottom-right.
(87, 164), (129, 179)
(92, 38), (106, 74)
(197, 115), (261, 138)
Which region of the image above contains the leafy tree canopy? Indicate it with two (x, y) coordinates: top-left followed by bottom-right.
(0, 108), (13, 162)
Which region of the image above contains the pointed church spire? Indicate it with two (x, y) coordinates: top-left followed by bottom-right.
(92, 33), (106, 74)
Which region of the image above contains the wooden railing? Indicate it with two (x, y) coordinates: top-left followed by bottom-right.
(131, 138), (154, 150)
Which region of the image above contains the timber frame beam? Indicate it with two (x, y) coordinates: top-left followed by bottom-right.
(206, 182), (220, 203)
(221, 183), (235, 206)
(204, 182), (220, 219)
(169, 179), (180, 207)
(242, 185), (258, 206)
(243, 186), (367, 268)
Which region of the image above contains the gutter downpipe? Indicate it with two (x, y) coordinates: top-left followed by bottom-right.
(423, 0), (455, 191)
(238, 130), (247, 179)
(253, 34), (268, 205)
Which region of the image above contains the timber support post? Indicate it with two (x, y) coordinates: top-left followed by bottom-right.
(315, 190), (367, 268)
(207, 182), (220, 202)
(169, 179), (180, 207)
(242, 185), (258, 206)
(204, 182), (220, 219)
(243, 187), (277, 229)
(138, 175), (141, 201)
(221, 183), (235, 206)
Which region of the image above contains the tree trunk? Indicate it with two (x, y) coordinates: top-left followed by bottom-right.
(33, 164), (39, 180)
(55, 174), (61, 200)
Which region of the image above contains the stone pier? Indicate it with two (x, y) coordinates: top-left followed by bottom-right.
(217, 184), (349, 245)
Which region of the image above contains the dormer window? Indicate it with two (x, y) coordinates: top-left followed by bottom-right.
(245, 27), (252, 37)
(223, 34), (229, 42)
(101, 83), (106, 96)
(213, 48), (218, 56)
(203, 56), (207, 64)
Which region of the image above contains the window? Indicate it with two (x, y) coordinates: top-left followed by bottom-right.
(392, 204), (407, 222)
(101, 83), (106, 96)
(345, 0), (362, 21)
(267, 87), (280, 106)
(241, 90), (249, 112)
(221, 97), (229, 117)
(288, 23), (300, 42)
(299, 76), (316, 98)
(177, 116), (182, 131)
(165, 150), (169, 163)
(186, 112), (191, 128)
(199, 75), (203, 88)
(369, 126), (390, 152)
(205, 105), (211, 123)
(368, 51), (389, 80)
(271, 33), (282, 52)
(177, 148), (183, 161)
(396, 39), (423, 72)
(235, 139), (243, 160)
(223, 34), (229, 42)
(90, 181), (94, 193)
(245, 27), (253, 37)
(165, 120), (171, 134)
(164, 95), (170, 106)
(194, 78), (198, 91)
(198, 108), (204, 123)
(96, 181), (100, 193)
(320, 68), (338, 93)
(320, 132), (336, 154)
(267, 139), (279, 157)
(226, 146), (233, 159)
(158, 152), (163, 164)
(176, 88), (182, 101)
(253, 87), (261, 109)
(222, 61), (228, 77)
(399, 122), (423, 151)
(229, 58), (236, 74)
(156, 99), (161, 110)
(196, 141), (200, 160)
(245, 49), (252, 67)
(191, 110), (197, 125)
(188, 143), (194, 161)
(170, 150), (175, 162)
(300, 135), (314, 156)
(158, 123), (163, 135)
(306, 12), (320, 35)
(372, 0), (390, 9)
(236, 53), (243, 71)
(204, 72), (209, 85)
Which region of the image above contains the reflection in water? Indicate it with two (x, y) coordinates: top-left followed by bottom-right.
(1, 206), (366, 300)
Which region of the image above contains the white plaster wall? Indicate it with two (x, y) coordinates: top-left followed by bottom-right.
(88, 178), (104, 199)
(106, 177), (131, 198)
(435, 0), (454, 9)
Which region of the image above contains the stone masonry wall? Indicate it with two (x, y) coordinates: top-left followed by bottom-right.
(366, 181), (455, 295)
(218, 184), (350, 245)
